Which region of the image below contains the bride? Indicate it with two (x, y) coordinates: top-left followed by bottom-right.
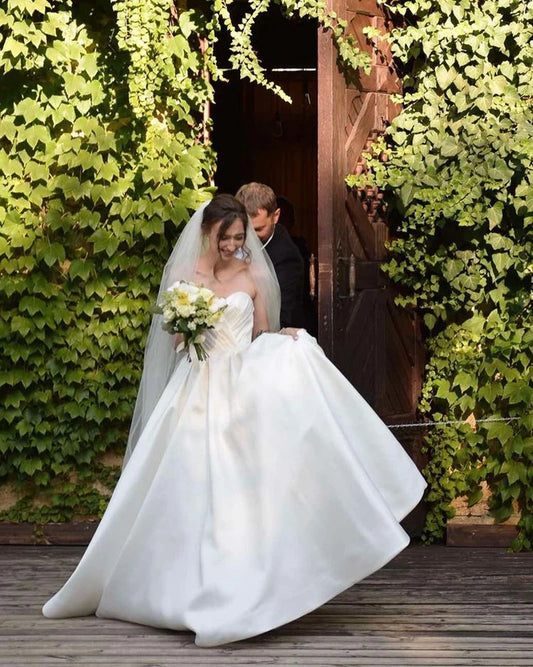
(43, 194), (426, 647)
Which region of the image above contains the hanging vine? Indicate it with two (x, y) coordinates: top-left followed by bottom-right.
(210, 0), (371, 101)
(2, 0), (531, 550)
(0, 0), (214, 523)
(349, 0), (533, 549)
(0, 0), (370, 526)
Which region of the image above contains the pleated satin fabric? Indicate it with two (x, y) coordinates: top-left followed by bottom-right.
(43, 292), (426, 647)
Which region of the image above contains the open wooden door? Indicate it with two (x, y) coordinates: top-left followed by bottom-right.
(317, 0), (424, 435)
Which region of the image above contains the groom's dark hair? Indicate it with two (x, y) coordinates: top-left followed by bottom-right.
(235, 182), (277, 217)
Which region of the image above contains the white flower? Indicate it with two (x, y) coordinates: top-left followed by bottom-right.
(176, 304), (194, 317)
(199, 287), (213, 300)
(156, 281), (222, 361)
(209, 297), (226, 313)
(182, 282), (200, 295)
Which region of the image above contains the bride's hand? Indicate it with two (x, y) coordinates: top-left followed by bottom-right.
(280, 327), (301, 340)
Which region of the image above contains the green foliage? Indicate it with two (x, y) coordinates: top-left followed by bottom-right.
(0, 463), (121, 523)
(0, 0), (214, 519)
(210, 0), (371, 102)
(0, 0), (372, 525)
(352, 0), (533, 548)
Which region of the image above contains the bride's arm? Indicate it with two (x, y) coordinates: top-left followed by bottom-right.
(252, 290), (299, 340)
(252, 291), (270, 339)
(279, 327), (300, 340)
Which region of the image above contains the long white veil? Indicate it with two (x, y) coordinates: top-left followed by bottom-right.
(123, 198), (281, 467)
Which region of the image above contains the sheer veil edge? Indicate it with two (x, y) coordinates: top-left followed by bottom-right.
(123, 200), (281, 467)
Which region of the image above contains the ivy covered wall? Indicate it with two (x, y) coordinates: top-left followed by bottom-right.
(0, 0), (214, 521)
(0, 0), (366, 524)
(351, 0), (532, 549)
(2, 0), (531, 551)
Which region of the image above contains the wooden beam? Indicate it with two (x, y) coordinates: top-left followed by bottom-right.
(0, 521), (97, 545)
(447, 522), (519, 548)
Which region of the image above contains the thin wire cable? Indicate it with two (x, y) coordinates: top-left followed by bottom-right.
(387, 416), (525, 430)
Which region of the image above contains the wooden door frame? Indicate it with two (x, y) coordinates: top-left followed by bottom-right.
(316, 1), (424, 420)
(317, 0), (343, 358)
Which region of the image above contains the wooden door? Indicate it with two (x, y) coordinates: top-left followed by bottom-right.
(317, 0), (424, 433)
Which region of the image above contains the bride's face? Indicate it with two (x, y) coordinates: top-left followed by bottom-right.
(211, 218), (246, 260)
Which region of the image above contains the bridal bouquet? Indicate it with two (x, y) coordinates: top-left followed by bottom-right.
(155, 281), (227, 361)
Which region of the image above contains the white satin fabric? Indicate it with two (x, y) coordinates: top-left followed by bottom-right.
(43, 292), (426, 647)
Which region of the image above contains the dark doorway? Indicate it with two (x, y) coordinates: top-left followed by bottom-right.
(211, 7), (318, 331)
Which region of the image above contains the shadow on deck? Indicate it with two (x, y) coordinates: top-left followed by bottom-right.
(1, 545), (532, 666)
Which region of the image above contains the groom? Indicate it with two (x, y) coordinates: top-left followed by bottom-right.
(236, 182), (305, 329)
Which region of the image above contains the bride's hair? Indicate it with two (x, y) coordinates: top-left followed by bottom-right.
(201, 194), (251, 260)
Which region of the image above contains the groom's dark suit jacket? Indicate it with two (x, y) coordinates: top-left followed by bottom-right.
(265, 223), (305, 329)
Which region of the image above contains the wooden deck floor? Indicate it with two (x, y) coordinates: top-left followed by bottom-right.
(1, 545), (532, 666)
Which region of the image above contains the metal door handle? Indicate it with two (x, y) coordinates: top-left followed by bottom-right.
(309, 253), (316, 299)
(337, 254), (356, 299)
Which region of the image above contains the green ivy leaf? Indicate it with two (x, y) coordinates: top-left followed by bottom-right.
(424, 313), (437, 330)
(39, 242), (66, 267)
(467, 487), (483, 507)
(14, 99), (42, 124)
(503, 382), (532, 405)
(487, 160), (514, 182)
(492, 252), (513, 273)
(484, 421), (514, 445)
(69, 259), (92, 280)
(487, 204), (503, 229)
(24, 124), (50, 149)
(88, 229), (119, 256)
(19, 296), (46, 315)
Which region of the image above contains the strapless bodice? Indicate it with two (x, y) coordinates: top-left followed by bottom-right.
(201, 291), (254, 356)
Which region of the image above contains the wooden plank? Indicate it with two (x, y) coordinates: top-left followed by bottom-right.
(447, 522), (519, 547)
(346, 192), (388, 261)
(345, 92), (376, 174)
(0, 522), (98, 545)
(1, 545), (532, 665)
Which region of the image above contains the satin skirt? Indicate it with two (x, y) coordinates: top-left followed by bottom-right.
(43, 328), (426, 646)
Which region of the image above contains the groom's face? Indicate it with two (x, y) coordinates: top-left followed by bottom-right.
(251, 208), (280, 243)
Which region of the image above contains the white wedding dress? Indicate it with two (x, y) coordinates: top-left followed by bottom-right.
(43, 291), (426, 647)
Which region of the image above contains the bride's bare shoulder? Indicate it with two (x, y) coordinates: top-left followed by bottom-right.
(230, 260), (257, 293)
(235, 260), (256, 280)
(232, 257), (252, 275)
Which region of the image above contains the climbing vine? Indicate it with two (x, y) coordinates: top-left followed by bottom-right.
(0, 0), (214, 523)
(7, 0), (529, 551)
(0, 0), (369, 527)
(349, 0), (533, 549)
(210, 0), (371, 101)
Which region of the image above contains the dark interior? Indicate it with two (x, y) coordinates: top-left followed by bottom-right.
(212, 6), (318, 264)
